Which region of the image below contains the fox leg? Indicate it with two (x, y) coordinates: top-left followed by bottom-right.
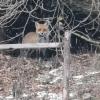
(40, 48), (46, 60)
(20, 49), (30, 58)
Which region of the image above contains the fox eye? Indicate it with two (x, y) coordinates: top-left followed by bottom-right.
(43, 29), (47, 32)
(38, 29), (41, 31)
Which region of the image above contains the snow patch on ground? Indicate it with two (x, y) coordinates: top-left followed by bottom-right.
(86, 71), (100, 76)
(73, 75), (84, 80)
(73, 71), (100, 80)
(37, 91), (62, 100)
(5, 95), (13, 100)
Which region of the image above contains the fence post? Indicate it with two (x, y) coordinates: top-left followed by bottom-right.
(63, 30), (71, 100)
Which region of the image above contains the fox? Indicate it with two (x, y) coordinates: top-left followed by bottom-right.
(22, 21), (49, 43)
(21, 21), (50, 58)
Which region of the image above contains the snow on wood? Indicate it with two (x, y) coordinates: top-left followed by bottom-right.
(0, 43), (62, 50)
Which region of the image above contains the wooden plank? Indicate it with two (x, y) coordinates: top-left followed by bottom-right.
(0, 43), (62, 50)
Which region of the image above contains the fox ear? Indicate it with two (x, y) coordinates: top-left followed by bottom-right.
(44, 20), (50, 26)
(35, 22), (39, 27)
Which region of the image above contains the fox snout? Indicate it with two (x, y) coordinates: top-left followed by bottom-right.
(39, 32), (47, 36)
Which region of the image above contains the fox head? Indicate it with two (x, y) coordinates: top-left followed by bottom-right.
(35, 21), (49, 37)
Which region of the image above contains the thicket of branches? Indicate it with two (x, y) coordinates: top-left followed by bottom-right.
(0, 0), (100, 49)
(0, 1), (100, 100)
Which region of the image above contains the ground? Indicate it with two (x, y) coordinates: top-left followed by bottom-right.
(0, 53), (100, 100)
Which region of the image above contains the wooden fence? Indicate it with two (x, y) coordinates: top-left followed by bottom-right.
(0, 30), (71, 100)
(0, 43), (61, 49)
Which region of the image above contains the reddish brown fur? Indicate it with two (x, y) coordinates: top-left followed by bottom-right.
(22, 22), (49, 43)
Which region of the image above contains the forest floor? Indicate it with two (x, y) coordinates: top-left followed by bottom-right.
(0, 53), (100, 100)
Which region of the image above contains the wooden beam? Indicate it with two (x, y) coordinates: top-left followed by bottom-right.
(63, 30), (71, 100)
(0, 43), (62, 50)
